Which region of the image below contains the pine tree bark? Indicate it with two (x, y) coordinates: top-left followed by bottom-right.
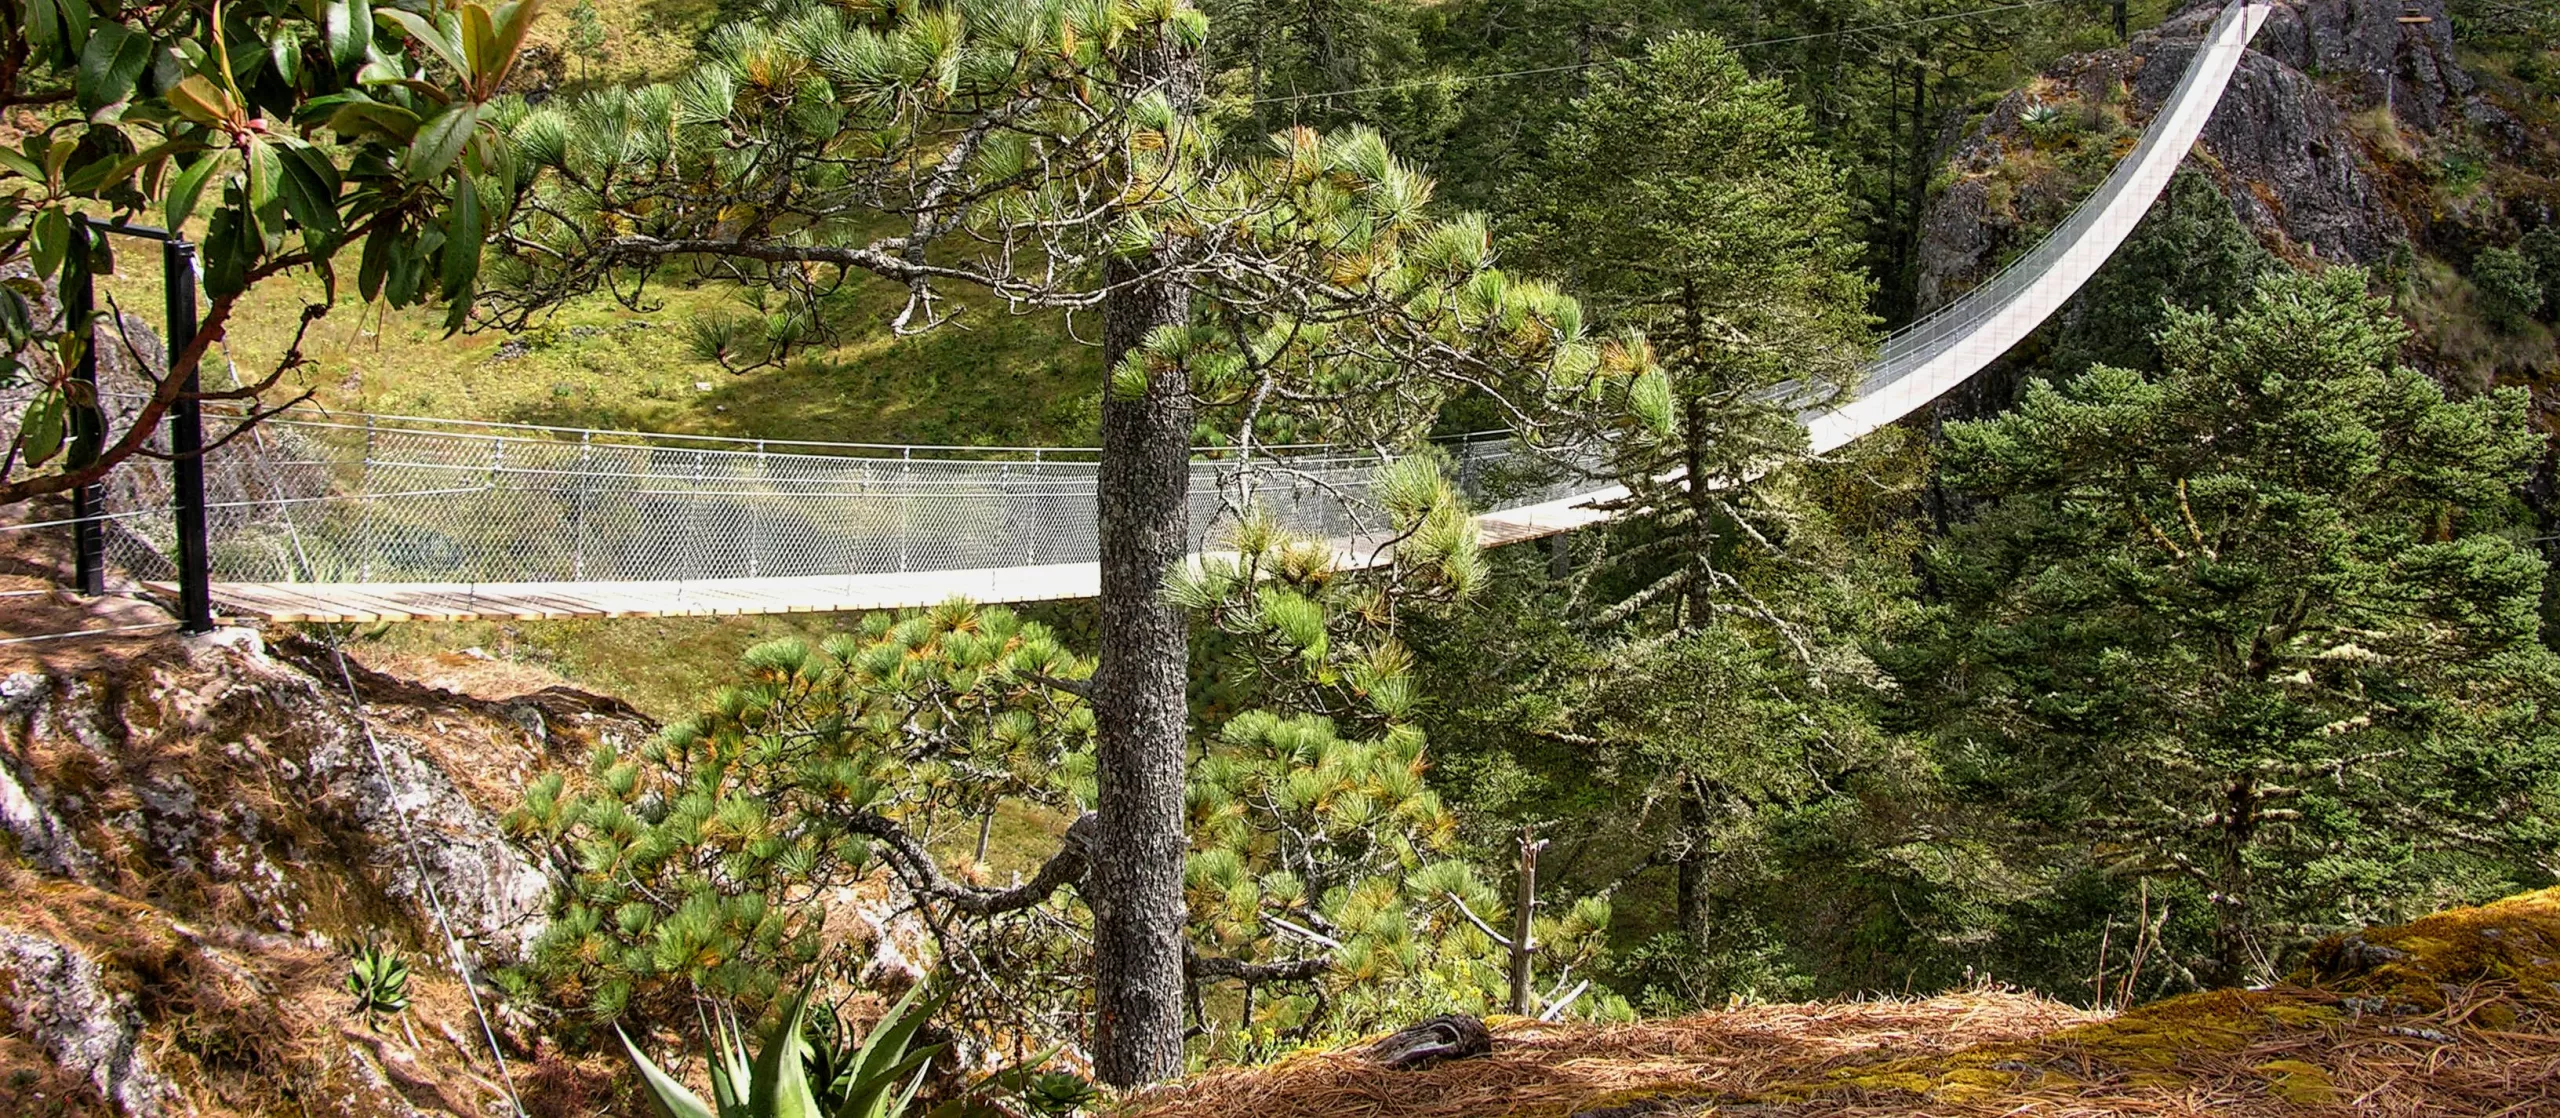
(1680, 392), (1715, 631)
(1673, 776), (1712, 946)
(2205, 777), (2262, 987)
(1088, 31), (1202, 1088)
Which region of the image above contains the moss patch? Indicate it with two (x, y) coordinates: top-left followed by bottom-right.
(1128, 888), (2560, 1118)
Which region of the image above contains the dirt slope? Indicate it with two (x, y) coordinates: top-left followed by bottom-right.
(1129, 887), (2560, 1117)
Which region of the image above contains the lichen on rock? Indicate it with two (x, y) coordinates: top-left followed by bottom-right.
(0, 926), (179, 1117)
(0, 627), (652, 1115)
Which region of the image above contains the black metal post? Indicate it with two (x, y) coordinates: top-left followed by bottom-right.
(165, 240), (213, 633)
(65, 219), (105, 596)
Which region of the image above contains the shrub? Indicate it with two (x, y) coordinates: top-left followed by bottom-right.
(2520, 227), (2560, 320)
(2473, 245), (2543, 329)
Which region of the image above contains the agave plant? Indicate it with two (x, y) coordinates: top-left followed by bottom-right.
(621, 984), (945, 1118)
(1018, 1071), (1102, 1117)
(345, 940), (413, 1027)
(2020, 101), (2073, 138)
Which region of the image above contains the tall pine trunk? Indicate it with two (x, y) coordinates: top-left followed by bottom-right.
(1674, 777), (1712, 947)
(2206, 777), (2262, 987)
(1089, 30), (1201, 1088)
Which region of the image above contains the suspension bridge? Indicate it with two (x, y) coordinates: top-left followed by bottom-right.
(76, 0), (2268, 626)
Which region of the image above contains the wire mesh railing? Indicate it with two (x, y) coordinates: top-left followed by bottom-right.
(72, 0), (2264, 604)
(92, 410), (1589, 588)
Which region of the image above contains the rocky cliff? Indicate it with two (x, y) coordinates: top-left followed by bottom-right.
(1916, 0), (2558, 387)
(0, 590), (652, 1117)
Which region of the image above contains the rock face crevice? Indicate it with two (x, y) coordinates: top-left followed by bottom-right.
(0, 632), (567, 963)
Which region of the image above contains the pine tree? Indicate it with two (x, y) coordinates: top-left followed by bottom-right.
(1895, 267), (2560, 984)
(2048, 169), (2272, 378)
(1500, 30), (1874, 632)
(1411, 430), (1928, 1009)
(1473, 33), (1886, 961)
(514, 457), (1625, 1061)
(485, 0), (1645, 1081)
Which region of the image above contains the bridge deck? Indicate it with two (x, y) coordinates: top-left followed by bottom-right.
(185, 488), (1623, 622)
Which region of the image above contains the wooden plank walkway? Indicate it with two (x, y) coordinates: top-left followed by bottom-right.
(183, 490), (1624, 623)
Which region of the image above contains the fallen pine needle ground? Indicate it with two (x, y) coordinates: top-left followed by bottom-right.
(1125, 887), (2560, 1118)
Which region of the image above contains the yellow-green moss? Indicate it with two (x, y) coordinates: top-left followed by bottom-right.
(1728, 888), (2560, 1113)
(2252, 1059), (2338, 1104)
(2296, 886), (2560, 1013)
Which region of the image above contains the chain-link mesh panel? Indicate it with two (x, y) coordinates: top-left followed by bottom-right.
(98, 413), (1595, 587)
(141, 419), (1569, 586)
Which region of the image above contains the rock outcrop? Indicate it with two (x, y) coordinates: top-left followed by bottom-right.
(0, 620), (652, 1116)
(0, 926), (180, 1116)
(1916, 0), (2553, 312)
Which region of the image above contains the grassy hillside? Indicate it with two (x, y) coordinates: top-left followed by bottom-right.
(96, 249), (1101, 448)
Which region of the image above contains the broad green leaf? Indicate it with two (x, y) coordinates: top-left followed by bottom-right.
(32, 0), (92, 60)
(357, 223), (396, 302)
(26, 0), (65, 59)
(835, 1046), (939, 1118)
(208, 4), (245, 96)
(460, 1), (498, 80)
(882, 1063), (932, 1118)
(30, 210), (71, 281)
(166, 74), (237, 126)
(850, 985), (942, 1089)
(491, 0), (544, 80)
(329, 99), (424, 143)
(18, 389), (66, 467)
(41, 136), (76, 185)
(75, 21), (151, 111)
(407, 103), (478, 180)
(276, 145), (345, 243)
(63, 384), (101, 470)
(385, 227), (422, 304)
(245, 139), (287, 252)
(66, 138), (188, 196)
(326, 0), (373, 70)
(270, 26), (304, 87)
(378, 8), (468, 80)
(707, 1011), (751, 1112)
(439, 170), (482, 298)
(748, 993), (822, 1118)
(441, 280), (474, 331)
(203, 205), (250, 299)
(0, 286), (32, 346)
(291, 91), (362, 124)
(164, 152), (224, 232)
